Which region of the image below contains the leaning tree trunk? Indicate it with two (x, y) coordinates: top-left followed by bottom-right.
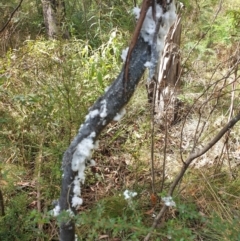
(41, 0), (69, 39)
(53, 1), (178, 240)
(58, 36), (151, 241)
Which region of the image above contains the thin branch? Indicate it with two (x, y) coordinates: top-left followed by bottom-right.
(180, 60), (240, 162)
(160, 113), (168, 193)
(144, 111), (240, 241)
(151, 81), (157, 194)
(0, 189), (4, 216)
(0, 0), (24, 34)
(172, 112), (240, 194)
(36, 135), (44, 241)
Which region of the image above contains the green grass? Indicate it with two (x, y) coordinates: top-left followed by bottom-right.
(0, 0), (240, 240)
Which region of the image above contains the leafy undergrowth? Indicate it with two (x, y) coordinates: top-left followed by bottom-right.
(0, 0), (240, 240)
(72, 77), (240, 241)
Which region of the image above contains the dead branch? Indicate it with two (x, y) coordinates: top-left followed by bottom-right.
(180, 60), (240, 162)
(144, 111), (240, 241)
(0, 189), (4, 216)
(0, 0), (24, 34)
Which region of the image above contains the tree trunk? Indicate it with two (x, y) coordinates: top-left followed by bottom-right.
(55, 1), (178, 240)
(41, 0), (69, 39)
(155, 15), (182, 125)
(57, 36), (150, 241)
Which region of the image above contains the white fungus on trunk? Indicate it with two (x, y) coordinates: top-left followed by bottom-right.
(144, 61), (154, 68)
(132, 1), (177, 80)
(100, 99), (108, 118)
(65, 0), (177, 214)
(121, 47), (129, 62)
(72, 196), (83, 208)
(71, 132), (98, 209)
(85, 109), (100, 121)
(113, 108), (126, 121)
(133, 7), (141, 20)
(51, 204), (60, 217)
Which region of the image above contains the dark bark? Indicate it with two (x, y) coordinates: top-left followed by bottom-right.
(0, 189), (4, 216)
(58, 37), (151, 241)
(41, 0), (69, 39)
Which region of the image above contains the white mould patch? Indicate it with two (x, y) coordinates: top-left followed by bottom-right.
(78, 124), (84, 133)
(89, 132), (96, 138)
(162, 196), (176, 207)
(133, 7), (141, 20)
(72, 196), (83, 208)
(140, 5), (163, 44)
(156, 38), (164, 53)
(121, 47), (129, 62)
(90, 159), (96, 166)
(123, 190), (137, 200)
(131, 2), (177, 80)
(100, 99), (108, 118)
(77, 165), (86, 184)
(144, 61), (154, 68)
(85, 109), (99, 120)
(51, 204), (60, 217)
(132, 2), (176, 47)
(94, 140), (99, 149)
(71, 138), (95, 172)
(113, 108), (126, 121)
(73, 183), (81, 196)
(71, 132), (98, 209)
(129, 0), (177, 80)
(105, 86), (110, 92)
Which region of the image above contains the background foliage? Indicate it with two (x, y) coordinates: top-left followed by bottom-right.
(0, 0), (239, 240)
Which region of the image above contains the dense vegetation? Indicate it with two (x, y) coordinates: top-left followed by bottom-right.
(0, 0), (239, 240)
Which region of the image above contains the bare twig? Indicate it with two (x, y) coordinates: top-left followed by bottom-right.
(223, 53), (239, 177)
(35, 135), (44, 241)
(0, 189), (4, 216)
(180, 61), (239, 162)
(151, 82), (157, 194)
(144, 111), (240, 241)
(82, 0), (89, 40)
(160, 112), (168, 193)
(0, 0), (24, 34)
